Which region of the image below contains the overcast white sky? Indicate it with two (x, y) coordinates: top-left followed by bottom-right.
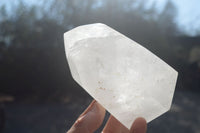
(0, 0), (200, 36)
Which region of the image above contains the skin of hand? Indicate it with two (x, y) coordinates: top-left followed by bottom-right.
(67, 100), (147, 133)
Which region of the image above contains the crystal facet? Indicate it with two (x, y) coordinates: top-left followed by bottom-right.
(64, 23), (178, 129)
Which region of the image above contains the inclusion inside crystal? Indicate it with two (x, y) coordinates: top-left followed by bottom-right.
(64, 23), (178, 129)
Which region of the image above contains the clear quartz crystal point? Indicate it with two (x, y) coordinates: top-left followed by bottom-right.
(64, 23), (178, 129)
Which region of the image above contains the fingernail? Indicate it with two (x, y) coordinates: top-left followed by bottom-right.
(86, 101), (98, 114)
(76, 101), (98, 123)
(74, 115), (85, 125)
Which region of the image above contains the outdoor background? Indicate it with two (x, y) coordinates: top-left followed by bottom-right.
(0, 0), (200, 133)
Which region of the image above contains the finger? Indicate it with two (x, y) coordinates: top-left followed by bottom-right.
(102, 115), (129, 133)
(130, 117), (147, 133)
(67, 100), (106, 133)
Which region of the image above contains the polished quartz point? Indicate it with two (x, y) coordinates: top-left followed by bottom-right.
(64, 23), (178, 129)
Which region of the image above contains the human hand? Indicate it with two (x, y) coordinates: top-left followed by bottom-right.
(67, 100), (147, 133)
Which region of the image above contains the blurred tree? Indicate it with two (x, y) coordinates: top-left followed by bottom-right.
(0, 0), (199, 103)
(158, 0), (178, 36)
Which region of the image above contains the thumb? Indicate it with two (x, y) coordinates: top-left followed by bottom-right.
(67, 100), (105, 133)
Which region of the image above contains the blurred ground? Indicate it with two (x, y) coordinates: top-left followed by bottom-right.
(2, 90), (200, 133)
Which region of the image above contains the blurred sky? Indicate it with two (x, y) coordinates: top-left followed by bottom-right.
(0, 0), (200, 36)
(148, 0), (200, 36)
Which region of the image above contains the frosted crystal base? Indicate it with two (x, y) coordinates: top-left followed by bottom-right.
(64, 23), (178, 129)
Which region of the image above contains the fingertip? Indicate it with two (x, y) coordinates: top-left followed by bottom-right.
(134, 117), (147, 125)
(130, 117), (147, 133)
(67, 100), (106, 133)
(102, 115), (129, 133)
(95, 101), (106, 122)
